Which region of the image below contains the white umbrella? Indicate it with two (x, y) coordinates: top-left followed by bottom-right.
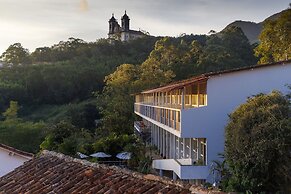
(77, 152), (89, 159)
(90, 152), (112, 158)
(116, 152), (132, 160)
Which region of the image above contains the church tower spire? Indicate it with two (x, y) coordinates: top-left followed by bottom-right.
(108, 13), (118, 34)
(121, 10), (130, 32)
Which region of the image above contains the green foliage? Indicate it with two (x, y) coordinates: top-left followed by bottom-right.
(3, 101), (19, 120)
(0, 37), (157, 107)
(138, 29), (256, 85)
(198, 26), (257, 73)
(255, 9), (291, 63)
(0, 119), (45, 153)
(92, 133), (146, 169)
(0, 101), (45, 153)
(66, 103), (99, 130)
(0, 43), (31, 66)
(40, 121), (93, 156)
(225, 91), (291, 192)
(100, 64), (138, 135)
(210, 154), (231, 189)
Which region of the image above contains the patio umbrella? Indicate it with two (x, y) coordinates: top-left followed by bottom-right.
(116, 152), (132, 160)
(90, 152), (112, 158)
(77, 152), (89, 159)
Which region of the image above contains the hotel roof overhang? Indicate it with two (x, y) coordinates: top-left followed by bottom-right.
(141, 75), (208, 94)
(137, 60), (291, 95)
(0, 143), (34, 159)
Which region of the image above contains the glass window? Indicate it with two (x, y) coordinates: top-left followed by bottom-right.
(199, 82), (207, 106)
(191, 84), (198, 106)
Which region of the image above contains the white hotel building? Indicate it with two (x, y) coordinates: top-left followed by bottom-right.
(0, 144), (33, 177)
(134, 60), (291, 183)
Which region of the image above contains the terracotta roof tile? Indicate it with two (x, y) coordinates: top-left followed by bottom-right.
(0, 150), (192, 193)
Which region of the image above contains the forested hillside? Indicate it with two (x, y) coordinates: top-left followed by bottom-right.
(0, 8), (289, 172)
(223, 8), (290, 44)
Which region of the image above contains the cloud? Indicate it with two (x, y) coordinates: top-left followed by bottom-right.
(0, 0), (289, 54)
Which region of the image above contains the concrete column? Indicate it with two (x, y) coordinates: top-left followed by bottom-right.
(157, 127), (161, 151)
(165, 131), (168, 158)
(173, 172), (177, 181)
(173, 135), (177, 158)
(183, 138), (186, 158)
(163, 129), (166, 157)
(155, 126), (158, 146)
(159, 169), (163, 177)
(152, 125), (154, 146)
(167, 132), (170, 158)
(159, 129), (162, 155)
(160, 128), (163, 155)
(170, 134), (173, 158)
(189, 138), (192, 159)
(177, 137), (181, 159)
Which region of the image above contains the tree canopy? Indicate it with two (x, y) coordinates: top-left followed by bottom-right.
(225, 91), (291, 193)
(255, 9), (291, 63)
(0, 43), (31, 66)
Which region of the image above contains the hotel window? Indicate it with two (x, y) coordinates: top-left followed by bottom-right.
(199, 82), (207, 106)
(185, 86), (191, 106)
(191, 84), (198, 107)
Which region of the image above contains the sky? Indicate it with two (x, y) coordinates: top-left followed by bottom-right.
(0, 0), (289, 54)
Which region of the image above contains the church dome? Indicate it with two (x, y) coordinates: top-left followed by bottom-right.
(109, 14), (117, 22)
(121, 11), (130, 20)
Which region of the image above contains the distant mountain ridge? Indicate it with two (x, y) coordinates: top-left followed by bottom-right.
(223, 9), (289, 44)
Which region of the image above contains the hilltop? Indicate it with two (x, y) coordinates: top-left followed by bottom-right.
(223, 9), (289, 44)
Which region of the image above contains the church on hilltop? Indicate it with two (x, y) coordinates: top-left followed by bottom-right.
(108, 11), (146, 42)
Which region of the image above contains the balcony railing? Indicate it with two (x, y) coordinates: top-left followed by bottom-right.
(134, 103), (180, 131)
(135, 82), (207, 110)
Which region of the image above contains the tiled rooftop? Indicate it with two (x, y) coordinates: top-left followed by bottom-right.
(0, 150), (194, 194)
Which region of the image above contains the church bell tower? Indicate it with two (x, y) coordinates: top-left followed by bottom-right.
(121, 10), (130, 32)
(108, 13), (118, 34)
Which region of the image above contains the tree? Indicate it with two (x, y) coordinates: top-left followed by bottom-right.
(225, 91), (291, 192)
(3, 101), (19, 120)
(255, 9), (291, 63)
(31, 47), (52, 63)
(100, 64), (138, 134)
(0, 43), (31, 66)
(40, 121), (93, 155)
(198, 26), (257, 73)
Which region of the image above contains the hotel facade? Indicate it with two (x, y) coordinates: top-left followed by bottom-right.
(134, 60), (291, 183)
